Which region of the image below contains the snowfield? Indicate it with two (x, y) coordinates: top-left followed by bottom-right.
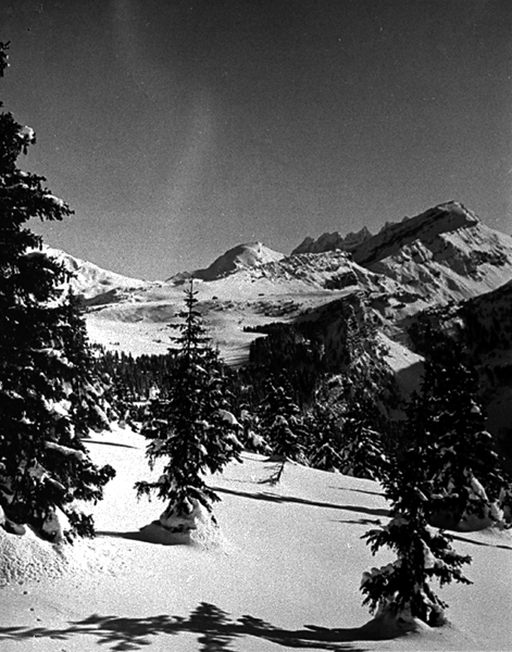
(1, 426), (511, 651)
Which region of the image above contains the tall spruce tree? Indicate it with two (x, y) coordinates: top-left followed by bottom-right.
(0, 43), (115, 541)
(408, 321), (509, 528)
(135, 282), (242, 534)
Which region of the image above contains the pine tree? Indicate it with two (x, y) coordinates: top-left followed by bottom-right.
(0, 43), (115, 541)
(258, 377), (309, 481)
(338, 383), (387, 481)
(135, 282), (242, 534)
(361, 453), (472, 627)
(408, 321), (509, 528)
(305, 400), (343, 472)
(309, 441), (344, 472)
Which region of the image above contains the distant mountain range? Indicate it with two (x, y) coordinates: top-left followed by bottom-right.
(50, 199), (512, 352)
(45, 200), (512, 453)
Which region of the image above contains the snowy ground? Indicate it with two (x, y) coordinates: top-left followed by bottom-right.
(1, 425), (512, 651)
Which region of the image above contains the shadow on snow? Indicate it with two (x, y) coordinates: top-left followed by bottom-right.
(0, 601), (403, 651)
(82, 438), (138, 450)
(211, 486), (389, 519)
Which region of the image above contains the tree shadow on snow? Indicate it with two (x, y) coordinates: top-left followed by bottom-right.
(97, 521), (191, 546)
(334, 518), (382, 527)
(212, 486), (389, 519)
(328, 486), (385, 498)
(82, 438), (138, 450)
(451, 532), (512, 551)
(0, 601), (394, 651)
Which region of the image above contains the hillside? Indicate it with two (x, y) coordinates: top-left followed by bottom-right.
(1, 425), (511, 651)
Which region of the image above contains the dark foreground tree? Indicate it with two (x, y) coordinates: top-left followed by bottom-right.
(408, 320), (509, 529)
(135, 282), (242, 535)
(0, 43), (115, 541)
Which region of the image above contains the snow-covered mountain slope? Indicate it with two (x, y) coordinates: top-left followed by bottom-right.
(45, 202), (512, 371)
(169, 242), (285, 282)
(363, 203), (512, 306)
(44, 247), (155, 301)
(291, 202), (512, 334)
(1, 425), (511, 651)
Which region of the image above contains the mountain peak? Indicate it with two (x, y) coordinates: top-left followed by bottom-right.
(352, 200), (480, 266)
(169, 241), (285, 282)
(291, 201), (480, 263)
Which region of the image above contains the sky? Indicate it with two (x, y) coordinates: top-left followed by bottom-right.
(1, 0), (511, 279)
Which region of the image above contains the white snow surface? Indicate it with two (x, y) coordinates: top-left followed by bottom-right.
(43, 246), (154, 300)
(169, 241), (285, 282)
(1, 425), (511, 651)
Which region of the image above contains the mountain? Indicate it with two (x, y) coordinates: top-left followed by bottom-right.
(45, 201), (512, 365)
(168, 242), (285, 282)
(293, 225), (373, 255)
(39, 200), (512, 460)
(292, 202), (512, 335)
(44, 247), (155, 302)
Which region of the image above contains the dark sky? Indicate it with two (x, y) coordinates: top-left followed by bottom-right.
(2, 0), (511, 279)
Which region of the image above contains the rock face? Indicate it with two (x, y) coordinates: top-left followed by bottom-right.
(351, 201), (480, 266)
(293, 226), (373, 255)
(290, 202), (512, 330)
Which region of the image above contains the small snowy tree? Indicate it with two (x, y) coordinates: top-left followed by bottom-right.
(361, 459), (472, 627)
(0, 43), (115, 541)
(135, 282), (242, 534)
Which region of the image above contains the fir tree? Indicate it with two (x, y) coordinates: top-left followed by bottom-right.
(361, 453), (472, 627)
(408, 321), (509, 528)
(135, 282), (242, 534)
(305, 399), (344, 472)
(338, 383), (387, 481)
(0, 43), (115, 541)
(309, 441), (344, 472)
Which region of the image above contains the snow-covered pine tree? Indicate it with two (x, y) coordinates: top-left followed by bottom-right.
(337, 306), (389, 481)
(309, 441), (344, 472)
(259, 378), (308, 481)
(134, 281), (242, 535)
(361, 453), (472, 627)
(305, 400), (344, 472)
(338, 383), (387, 481)
(0, 43), (115, 541)
(409, 320), (509, 529)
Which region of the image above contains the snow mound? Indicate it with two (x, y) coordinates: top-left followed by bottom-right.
(0, 527), (68, 586)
